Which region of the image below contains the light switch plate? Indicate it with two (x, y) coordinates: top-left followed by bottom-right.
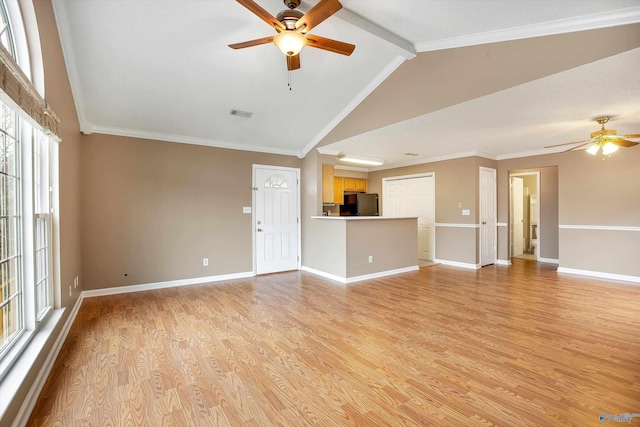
(462, 209), (470, 216)
(242, 207), (251, 214)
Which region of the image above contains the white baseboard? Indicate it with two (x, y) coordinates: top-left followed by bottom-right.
(557, 267), (640, 284)
(81, 271), (255, 298)
(11, 295), (83, 427)
(301, 265), (419, 284)
(538, 257), (559, 264)
(345, 266), (419, 284)
(433, 259), (480, 270)
(495, 259), (511, 266)
(300, 266), (347, 285)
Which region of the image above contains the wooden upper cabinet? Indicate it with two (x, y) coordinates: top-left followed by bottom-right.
(355, 178), (367, 192)
(344, 177), (357, 191)
(334, 177), (344, 204)
(322, 164), (334, 204)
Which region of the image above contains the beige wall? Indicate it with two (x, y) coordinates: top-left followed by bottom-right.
(367, 156), (496, 265)
(2, 1), (84, 425)
(81, 134), (300, 290)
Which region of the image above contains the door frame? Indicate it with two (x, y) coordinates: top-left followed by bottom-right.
(479, 167), (497, 266)
(382, 172), (436, 261)
(252, 164), (301, 275)
(509, 171), (540, 261)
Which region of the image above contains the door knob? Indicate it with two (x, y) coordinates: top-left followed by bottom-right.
(482, 221), (486, 225)
(257, 228), (263, 232)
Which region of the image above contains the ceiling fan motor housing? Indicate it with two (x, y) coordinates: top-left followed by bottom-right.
(276, 9), (303, 29)
(284, 0), (301, 9)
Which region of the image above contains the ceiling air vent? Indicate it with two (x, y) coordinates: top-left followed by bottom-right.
(404, 152), (419, 156)
(230, 109), (253, 119)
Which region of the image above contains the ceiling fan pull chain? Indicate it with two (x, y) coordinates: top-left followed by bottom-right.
(288, 70), (293, 91)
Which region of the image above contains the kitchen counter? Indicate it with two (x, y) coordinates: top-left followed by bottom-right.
(311, 216), (417, 220)
(302, 216), (419, 284)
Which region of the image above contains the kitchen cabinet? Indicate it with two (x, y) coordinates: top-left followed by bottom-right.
(333, 177), (367, 204)
(322, 164), (334, 204)
(334, 177), (344, 204)
(342, 177), (367, 192)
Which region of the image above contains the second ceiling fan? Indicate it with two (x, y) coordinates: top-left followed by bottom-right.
(229, 0), (355, 71)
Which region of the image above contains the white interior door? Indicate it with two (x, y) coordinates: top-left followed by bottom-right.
(254, 166), (299, 275)
(479, 167), (496, 266)
(384, 175), (435, 261)
(511, 176), (524, 257)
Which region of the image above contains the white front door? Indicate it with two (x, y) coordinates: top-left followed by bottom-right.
(254, 166), (299, 275)
(511, 176), (524, 257)
(479, 167), (496, 266)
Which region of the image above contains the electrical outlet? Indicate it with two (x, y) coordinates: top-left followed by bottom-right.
(69, 285), (72, 297)
(368, 255), (373, 263)
(458, 202), (463, 208)
(203, 258), (209, 266)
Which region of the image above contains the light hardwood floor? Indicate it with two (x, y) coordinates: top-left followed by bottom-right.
(28, 260), (640, 426)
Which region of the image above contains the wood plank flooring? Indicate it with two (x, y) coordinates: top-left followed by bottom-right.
(28, 260), (640, 426)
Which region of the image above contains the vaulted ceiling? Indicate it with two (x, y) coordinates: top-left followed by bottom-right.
(53, 0), (640, 169)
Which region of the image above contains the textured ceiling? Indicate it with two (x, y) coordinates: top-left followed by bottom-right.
(52, 0), (640, 167)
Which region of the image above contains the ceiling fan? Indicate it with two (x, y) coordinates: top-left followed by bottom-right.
(545, 116), (640, 157)
(228, 0), (355, 71)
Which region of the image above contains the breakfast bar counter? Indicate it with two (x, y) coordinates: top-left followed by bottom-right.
(302, 216), (418, 284)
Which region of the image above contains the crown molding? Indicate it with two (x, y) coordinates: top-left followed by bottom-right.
(416, 6), (640, 52)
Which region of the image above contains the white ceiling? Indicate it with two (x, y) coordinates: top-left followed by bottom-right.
(52, 0), (640, 168)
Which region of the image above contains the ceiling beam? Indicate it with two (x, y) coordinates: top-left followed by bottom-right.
(336, 8), (416, 59)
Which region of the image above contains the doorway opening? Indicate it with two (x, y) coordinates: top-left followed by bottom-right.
(509, 171), (540, 261)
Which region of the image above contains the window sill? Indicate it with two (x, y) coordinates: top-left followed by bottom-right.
(0, 308), (64, 421)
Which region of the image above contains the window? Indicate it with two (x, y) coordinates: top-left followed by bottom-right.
(0, 0), (57, 374)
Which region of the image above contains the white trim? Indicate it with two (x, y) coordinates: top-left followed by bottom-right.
(538, 257), (559, 264)
(557, 267), (640, 285)
(369, 151), (495, 172)
(300, 55), (406, 158)
(301, 265), (419, 284)
(559, 224), (640, 232)
(81, 272), (254, 298)
(300, 266), (347, 285)
(497, 222), (507, 227)
(435, 223), (480, 228)
(495, 259), (511, 266)
(8, 295), (82, 427)
(433, 259), (480, 270)
(345, 266), (420, 284)
(509, 171), (541, 261)
(416, 7), (640, 53)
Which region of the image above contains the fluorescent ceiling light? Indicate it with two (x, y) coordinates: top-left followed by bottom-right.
(338, 155), (384, 166)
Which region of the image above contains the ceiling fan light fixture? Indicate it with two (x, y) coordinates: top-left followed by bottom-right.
(586, 143), (600, 155)
(602, 141), (619, 155)
(273, 31), (307, 56)
(338, 154), (384, 166)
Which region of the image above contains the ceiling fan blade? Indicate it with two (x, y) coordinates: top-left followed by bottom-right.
(563, 142), (591, 152)
(236, 0), (285, 32)
(287, 53), (300, 70)
(544, 139), (589, 148)
(611, 138), (639, 148)
(621, 134), (640, 139)
(306, 34), (355, 56)
(229, 36), (274, 50)
(295, 0), (342, 33)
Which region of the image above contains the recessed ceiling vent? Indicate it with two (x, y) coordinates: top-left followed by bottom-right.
(404, 152), (419, 156)
(230, 109), (253, 119)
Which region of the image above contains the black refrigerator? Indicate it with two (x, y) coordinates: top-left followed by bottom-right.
(340, 193), (379, 216)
